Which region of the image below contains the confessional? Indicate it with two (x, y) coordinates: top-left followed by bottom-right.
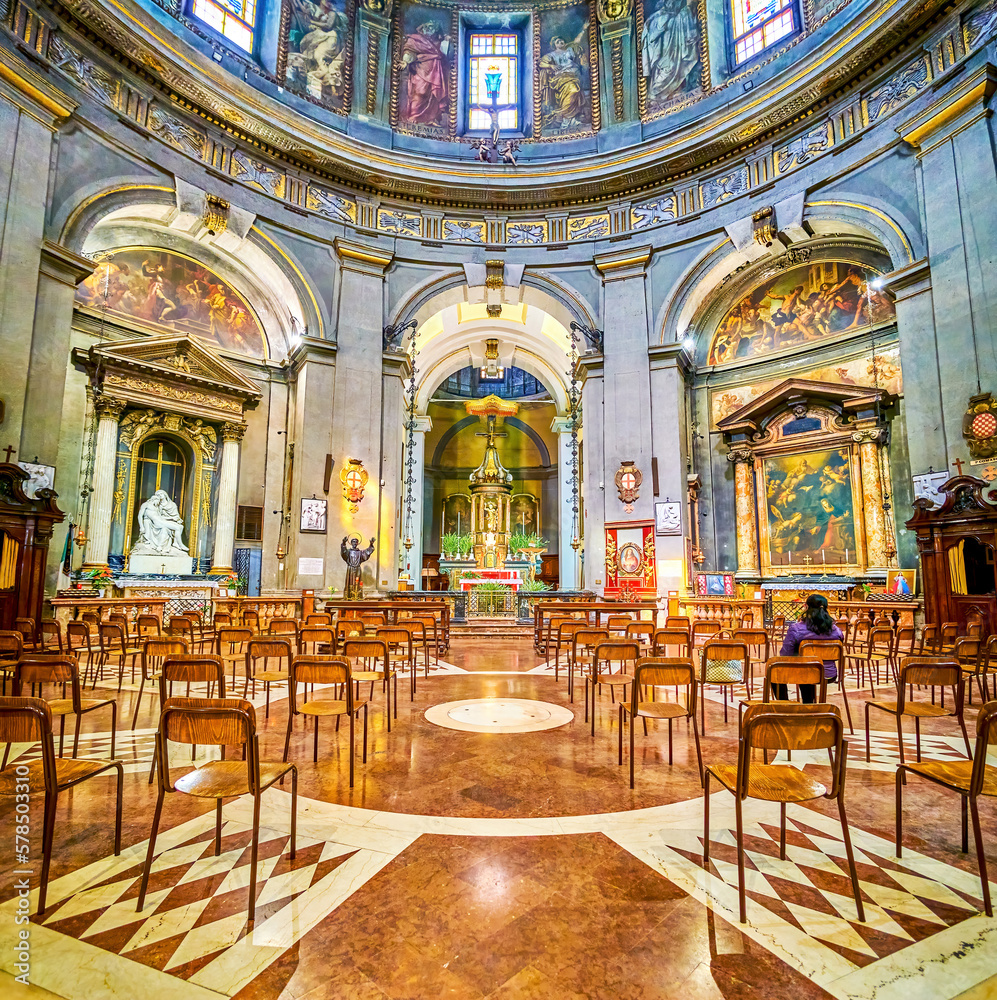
(0, 463), (66, 629)
(907, 476), (997, 634)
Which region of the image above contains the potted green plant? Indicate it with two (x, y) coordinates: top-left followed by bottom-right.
(86, 565), (114, 598)
(217, 573), (246, 596)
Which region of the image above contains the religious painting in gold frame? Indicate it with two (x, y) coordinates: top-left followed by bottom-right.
(761, 446), (860, 571)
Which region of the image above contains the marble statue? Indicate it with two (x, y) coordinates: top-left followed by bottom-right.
(135, 490), (188, 555)
(341, 535), (376, 600)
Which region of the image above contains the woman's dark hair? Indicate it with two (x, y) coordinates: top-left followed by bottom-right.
(803, 593), (834, 635)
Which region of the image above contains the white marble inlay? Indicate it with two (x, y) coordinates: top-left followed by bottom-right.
(424, 697), (575, 733)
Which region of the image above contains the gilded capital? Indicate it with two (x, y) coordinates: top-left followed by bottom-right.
(221, 422), (247, 442)
(727, 447), (754, 465)
(851, 429), (883, 445)
(94, 396), (126, 420)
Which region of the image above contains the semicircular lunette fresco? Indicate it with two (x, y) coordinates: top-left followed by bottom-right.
(707, 260), (895, 366)
(75, 248), (269, 359)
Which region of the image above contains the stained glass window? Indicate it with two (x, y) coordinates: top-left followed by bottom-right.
(468, 33), (519, 131)
(192, 0), (257, 52)
(731, 0), (798, 65)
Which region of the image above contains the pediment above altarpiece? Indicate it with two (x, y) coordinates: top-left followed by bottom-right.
(72, 335), (261, 422)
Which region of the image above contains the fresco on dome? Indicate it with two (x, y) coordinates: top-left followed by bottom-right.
(75, 249), (267, 358)
(284, 0), (354, 115)
(638, 0), (703, 116)
(393, 1), (455, 137)
(709, 347), (903, 428)
(537, 2), (595, 137)
(764, 447), (857, 567)
(707, 261), (895, 366)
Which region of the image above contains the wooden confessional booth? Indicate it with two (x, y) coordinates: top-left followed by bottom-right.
(0, 463), (65, 629)
(906, 476), (997, 635)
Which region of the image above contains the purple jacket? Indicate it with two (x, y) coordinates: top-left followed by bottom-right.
(780, 620), (843, 679)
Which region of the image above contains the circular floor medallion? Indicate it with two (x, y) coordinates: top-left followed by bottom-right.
(425, 698), (575, 734)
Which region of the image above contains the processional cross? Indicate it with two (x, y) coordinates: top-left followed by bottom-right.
(2, 444), (16, 462)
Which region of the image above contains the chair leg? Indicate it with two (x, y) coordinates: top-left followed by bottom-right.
(349, 711), (355, 787)
(962, 794), (969, 853)
(837, 796), (865, 922)
(132, 675), (147, 730)
(313, 716), (320, 763)
(969, 795), (992, 917)
(668, 718), (673, 765)
(282, 707), (293, 763)
(703, 771), (711, 863)
(113, 762), (123, 854)
(779, 802), (787, 860)
(109, 701), (116, 759)
(914, 716), (922, 763)
(289, 767), (297, 860)
(735, 793), (747, 923)
(865, 703), (872, 762)
(691, 709), (704, 788)
(362, 704), (368, 763)
(895, 767), (905, 857)
(837, 675), (854, 733)
(618, 705), (624, 766)
(37, 789), (58, 914)
(215, 799), (223, 856)
(137, 789), (166, 912)
(58, 714), (66, 757)
(248, 794), (261, 924)
(958, 713), (972, 759)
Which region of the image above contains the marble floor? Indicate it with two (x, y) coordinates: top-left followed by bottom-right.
(2, 633), (997, 999)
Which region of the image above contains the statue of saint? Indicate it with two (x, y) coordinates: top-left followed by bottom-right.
(136, 490), (187, 555)
(341, 535), (376, 600)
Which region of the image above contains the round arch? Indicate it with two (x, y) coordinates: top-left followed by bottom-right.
(431, 415), (553, 468)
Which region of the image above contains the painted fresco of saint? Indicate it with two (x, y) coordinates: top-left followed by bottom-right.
(538, 21), (590, 132)
(641, 0), (700, 109)
(398, 20), (450, 128)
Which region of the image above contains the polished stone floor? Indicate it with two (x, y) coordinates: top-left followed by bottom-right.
(2, 633), (996, 999)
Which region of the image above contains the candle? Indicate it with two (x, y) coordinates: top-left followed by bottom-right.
(821, 550), (826, 565)
(788, 551), (792, 565)
(845, 548), (849, 563)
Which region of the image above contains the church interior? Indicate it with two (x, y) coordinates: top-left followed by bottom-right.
(3, 0), (997, 994)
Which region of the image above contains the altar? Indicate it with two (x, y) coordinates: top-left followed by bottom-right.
(459, 569), (523, 592)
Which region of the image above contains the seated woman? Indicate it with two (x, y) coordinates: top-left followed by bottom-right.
(774, 593), (843, 703)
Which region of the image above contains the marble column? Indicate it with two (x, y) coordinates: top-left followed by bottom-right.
(551, 416), (579, 589)
(210, 423), (245, 574)
(728, 448), (759, 577)
(578, 355), (605, 594)
(82, 397), (125, 569)
(402, 415), (431, 586)
(855, 429), (888, 571)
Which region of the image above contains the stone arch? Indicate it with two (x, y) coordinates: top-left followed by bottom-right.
(431, 415), (552, 468)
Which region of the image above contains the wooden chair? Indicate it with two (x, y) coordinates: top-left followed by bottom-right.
(0, 631), (24, 694)
(704, 703), (864, 924)
(213, 611), (233, 629)
(865, 657), (972, 763)
(216, 626), (253, 687)
(569, 628), (607, 703)
(134, 637), (188, 728)
(38, 620), (63, 653)
(335, 619), (365, 649)
(14, 655), (117, 758)
(939, 622), (960, 655)
(304, 613), (332, 625)
(14, 617), (40, 651)
(697, 640), (749, 729)
(137, 697), (296, 924)
(606, 614), (633, 637)
(245, 638), (293, 716)
(691, 620), (724, 651)
(858, 626), (896, 693)
(620, 657), (702, 788)
(241, 608), (261, 632)
(158, 654), (227, 704)
(342, 639), (396, 731)
(665, 615), (691, 637)
(733, 628), (769, 698)
(282, 656), (367, 786)
(587, 641), (639, 736)
(96, 622), (142, 692)
(553, 620), (587, 681)
(400, 615), (433, 675)
(268, 617), (300, 651)
(653, 628), (690, 658)
(954, 637), (985, 704)
(770, 614), (787, 643)
(0, 697), (123, 914)
(359, 613), (386, 633)
(896, 700), (997, 916)
(66, 622), (97, 686)
(760, 656), (828, 704)
(377, 626), (417, 700)
(299, 625), (334, 656)
(625, 621), (655, 652)
(918, 624), (939, 656)
(798, 639), (853, 732)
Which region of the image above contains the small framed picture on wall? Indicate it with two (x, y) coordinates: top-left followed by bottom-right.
(300, 497), (328, 533)
(654, 501), (681, 535)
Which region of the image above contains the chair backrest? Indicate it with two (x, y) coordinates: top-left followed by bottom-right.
(213, 612), (233, 628)
(665, 616), (691, 635)
(557, 620), (587, 643)
(739, 611), (755, 628)
(98, 622), (127, 648)
(247, 638), (293, 667)
(652, 629), (690, 657)
(896, 657), (963, 713)
(269, 618), (299, 637)
(305, 613), (332, 625)
(573, 629), (608, 655)
(0, 697), (55, 785)
(377, 626), (413, 654)
(299, 626), (334, 651)
(160, 655), (227, 694)
(626, 622), (654, 643)
(733, 629), (769, 656)
(594, 640), (639, 665)
(144, 637), (188, 664)
(167, 616), (194, 639)
(967, 620), (984, 638)
(290, 655), (351, 697)
(65, 622), (92, 652)
(606, 614), (632, 632)
(109, 613), (131, 632)
(336, 620), (366, 641)
(895, 626), (916, 656)
(242, 609), (260, 628)
(954, 637), (980, 664)
(14, 618), (36, 643)
(360, 613), (386, 628)
(763, 657), (825, 701)
(342, 638), (390, 667)
(0, 631), (24, 659)
(972, 701), (997, 795)
(868, 626), (895, 653)
(919, 624), (939, 654)
(217, 627), (253, 648)
(941, 622), (959, 643)
(16, 654), (77, 688)
(137, 614), (161, 636)
(632, 657), (696, 707)
(700, 640), (749, 683)
(798, 639), (844, 671)
(81, 611), (100, 628)
(691, 620), (723, 645)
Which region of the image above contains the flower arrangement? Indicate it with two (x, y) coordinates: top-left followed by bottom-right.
(86, 565), (114, 589)
(217, 573), (246, 593)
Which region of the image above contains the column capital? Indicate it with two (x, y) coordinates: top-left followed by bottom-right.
(594, 245), (652, 281)
(334, 237), (394, 275)
(550, 416), (575, 434)
(727, 447), (754, 465)
(880, 257), (930, 302)
(382, 350), (412, 380)
(0, 46), (77, 128)
(39, 241), (95, 288)
(411, 415), (433, 433)
(221, 422), (247, 442)
(94, 396), (126, 420)
(852, 429), (885, 445)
